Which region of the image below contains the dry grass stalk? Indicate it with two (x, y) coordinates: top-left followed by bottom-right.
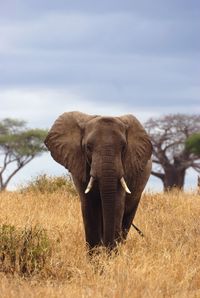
(0, 188), (200, 297)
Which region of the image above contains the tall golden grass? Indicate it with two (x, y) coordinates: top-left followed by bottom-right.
(0, 185), (200, 297)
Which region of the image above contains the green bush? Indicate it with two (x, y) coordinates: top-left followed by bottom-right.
(0, 224), (51, 275)
(21, 174), (77, 196)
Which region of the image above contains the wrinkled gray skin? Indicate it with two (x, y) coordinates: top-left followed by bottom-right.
(45, 111), (152, 251)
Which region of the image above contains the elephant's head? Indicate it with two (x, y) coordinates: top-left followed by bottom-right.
(45, 111), (152, 248)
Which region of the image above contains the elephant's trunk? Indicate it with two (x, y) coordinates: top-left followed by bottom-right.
(99, 145), (117, 249)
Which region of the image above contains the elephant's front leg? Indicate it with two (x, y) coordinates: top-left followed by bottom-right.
(122, 196), (141, 240)
(80, 189), (102, 250)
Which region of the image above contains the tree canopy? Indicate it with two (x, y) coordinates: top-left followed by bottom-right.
(186, 133), (200, 157)
(0, 118), (47, 191)
(145, 114), (200, 191)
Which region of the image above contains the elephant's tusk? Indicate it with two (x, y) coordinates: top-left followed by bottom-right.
(120, 177), (131, 194)
(85, 176), (95, 194)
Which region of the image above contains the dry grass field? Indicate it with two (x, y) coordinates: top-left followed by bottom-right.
(0, 182), (200, 297)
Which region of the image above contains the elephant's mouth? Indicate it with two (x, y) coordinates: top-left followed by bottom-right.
(85, 176), (131, 194)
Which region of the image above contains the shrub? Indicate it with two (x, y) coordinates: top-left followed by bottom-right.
(21, 174), (77, 195)
(0, 224), (51, 276)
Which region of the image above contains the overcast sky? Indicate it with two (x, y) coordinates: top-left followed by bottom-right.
(0, 0), (199, 190)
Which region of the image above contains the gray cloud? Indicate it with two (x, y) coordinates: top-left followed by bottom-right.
(1, 0), (200, 21)
(1, 8), (199, 107)
(1, 10), (199, 54)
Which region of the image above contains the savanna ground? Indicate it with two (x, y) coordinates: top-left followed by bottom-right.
(0, 177), (200, 298)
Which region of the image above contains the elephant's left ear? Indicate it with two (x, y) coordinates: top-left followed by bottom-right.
(119, 114), (152, 174)
(44, 111), (97, 181)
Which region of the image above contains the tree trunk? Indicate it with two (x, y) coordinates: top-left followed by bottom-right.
(163, 167), (186, 191)
(0, 184), (6, 192)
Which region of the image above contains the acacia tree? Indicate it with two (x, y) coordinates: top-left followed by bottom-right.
(186, 133), (200, 156)
(186, 133), (200, 190)
(0, 118), (47, 191)
(145, 114), (200, 191)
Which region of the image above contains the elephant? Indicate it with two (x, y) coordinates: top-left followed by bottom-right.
(44, 111), (152, 251)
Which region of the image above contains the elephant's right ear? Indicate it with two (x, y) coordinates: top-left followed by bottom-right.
(44, 111), (96, 180)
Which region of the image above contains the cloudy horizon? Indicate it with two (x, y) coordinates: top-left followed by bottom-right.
(0, 0), (199, 190)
